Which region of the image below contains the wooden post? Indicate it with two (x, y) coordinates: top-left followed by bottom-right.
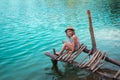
(87, 10), (97, 51)
(51, 49), (58, 67)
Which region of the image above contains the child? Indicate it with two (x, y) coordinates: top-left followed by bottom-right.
(56, 26), (81, 56)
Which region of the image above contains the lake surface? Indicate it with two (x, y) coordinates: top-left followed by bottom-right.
(0, 0), (120, 80)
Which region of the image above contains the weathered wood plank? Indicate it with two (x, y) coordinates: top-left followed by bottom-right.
(92, 53), (106, 72)
(68, 45), (86, 62)
(87, 50), (101, 67)
(82, 50), (99, 68)
(114, 70), (120, 79)
(57, 51), (69, 60)
(91, 52), (106, 70)
(79, 50), (92, 67)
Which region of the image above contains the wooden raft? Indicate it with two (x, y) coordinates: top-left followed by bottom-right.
(45, 44), (120, 79)
(45, 10), (120, 79)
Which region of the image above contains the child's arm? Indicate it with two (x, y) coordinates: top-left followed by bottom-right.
(71, 35), (77, 52)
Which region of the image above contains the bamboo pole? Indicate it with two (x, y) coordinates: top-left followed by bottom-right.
(87, 10), (97, 51)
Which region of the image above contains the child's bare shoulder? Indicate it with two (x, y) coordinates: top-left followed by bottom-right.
(72, 35), (78, 39)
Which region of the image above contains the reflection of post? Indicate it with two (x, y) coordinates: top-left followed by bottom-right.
(87, 10), (97, 51)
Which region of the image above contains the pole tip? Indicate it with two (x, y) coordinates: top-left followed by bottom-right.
(87, 10), (90, 14)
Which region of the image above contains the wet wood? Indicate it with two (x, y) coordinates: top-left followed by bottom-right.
(92, 63), (104, 72)
(114, 70), (120, 79)
(91, 52), (106, 70)
(89, 52), (102, 69)
(88, 50), (100, 67)
(79, 50), (92, 67)
(105, 57), (120, 67)
(82, 50), (99, 67)
(81, 50), (98, 68)
(92, 53), (106, 72)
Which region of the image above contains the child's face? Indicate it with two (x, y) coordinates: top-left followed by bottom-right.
(66, 30), (73, 37)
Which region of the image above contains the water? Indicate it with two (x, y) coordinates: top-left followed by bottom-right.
(0, 0), (120, 80)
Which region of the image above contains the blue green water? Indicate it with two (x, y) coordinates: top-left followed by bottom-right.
(0, 0), (120, 80)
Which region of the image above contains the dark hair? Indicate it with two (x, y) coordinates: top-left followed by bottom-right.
(65, 29), (74, 33)
(65, 29), (75, 35)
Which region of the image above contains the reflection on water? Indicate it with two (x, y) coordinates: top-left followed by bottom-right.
(0, 0), (120, 80)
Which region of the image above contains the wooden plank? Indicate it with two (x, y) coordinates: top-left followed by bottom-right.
(57, 51), (69, 60)
(89, 53), (101, 69)
(79, 50), (92, 67)
(63, 44), (84, 62)
(92, 53), (106, 72)
(92, 63), (104, 72)
(64, 53), (72, 61)
(88, 52), (102, 69)
(81, 50), (98, 68)
(68, 46), (86, 62)
(105, 57), (120, 67)
(96, 71), (114, 79)
(87, 50), (100, 67)
(67, 45), (84, 62)
(91, 52), (106, 70)
(114, 70), (120, 79)
(71, 60), (116, 79)
(70, 45), (84, 58)
(45, 52), (58, 60)
(59, 44), (84, 61)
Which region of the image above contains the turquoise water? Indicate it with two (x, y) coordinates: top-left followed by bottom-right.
(0, 0), (120, 80)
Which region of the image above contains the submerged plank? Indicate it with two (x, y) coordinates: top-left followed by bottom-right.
(114, 70), (120, 79)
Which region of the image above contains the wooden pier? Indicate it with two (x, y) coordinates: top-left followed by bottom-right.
(45, 10), (120, 80)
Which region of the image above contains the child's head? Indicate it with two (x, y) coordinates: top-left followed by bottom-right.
(65, 27), (75, 37)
